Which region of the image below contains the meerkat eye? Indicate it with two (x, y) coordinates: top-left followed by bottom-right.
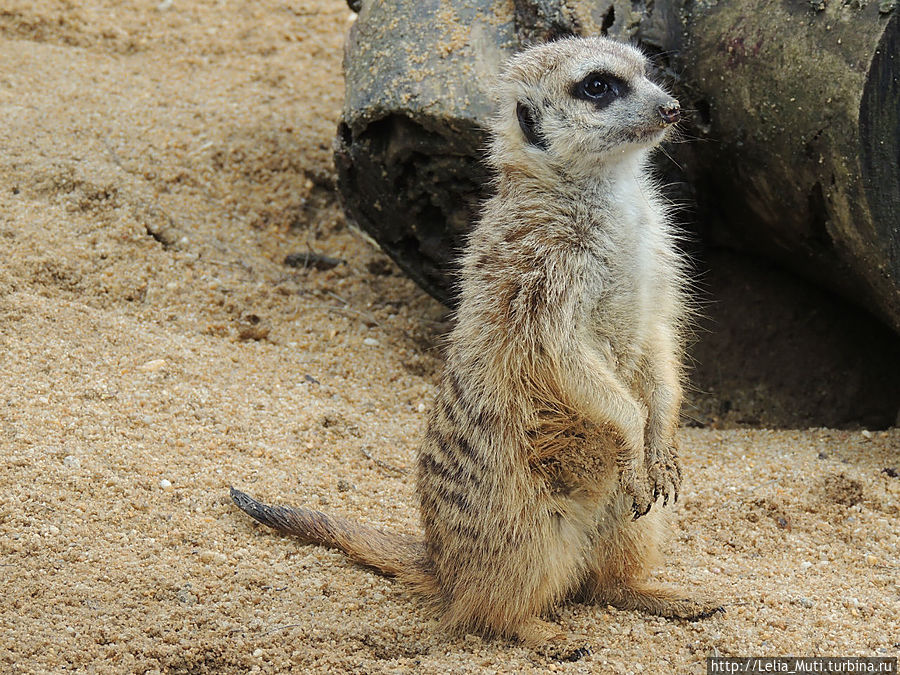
(572, 72), (629, 107)
(584, 77), (609, 97)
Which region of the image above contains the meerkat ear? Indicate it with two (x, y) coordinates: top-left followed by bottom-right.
(516, 102), (548, 150)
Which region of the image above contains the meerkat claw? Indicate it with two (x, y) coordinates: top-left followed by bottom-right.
(632, 499), (652, 520)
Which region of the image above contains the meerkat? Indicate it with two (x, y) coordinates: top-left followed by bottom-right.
(231, 35), (721, 647)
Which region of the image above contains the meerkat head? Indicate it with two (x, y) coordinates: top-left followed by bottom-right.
(491, 37), (680, 176)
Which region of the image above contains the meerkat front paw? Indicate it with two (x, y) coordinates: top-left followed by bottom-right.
(619, 463), (653, 519)
(646, 442), (682, 506)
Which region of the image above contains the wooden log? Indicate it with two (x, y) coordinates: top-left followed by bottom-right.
(335, 0), (900, 334)
(678, 1), (899, 333)
(334, 0), (516, 303)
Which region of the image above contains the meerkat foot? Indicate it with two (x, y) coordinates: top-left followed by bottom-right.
(515, 617), (567, 648)
(517, 619), (591, 661)
(535, 640), (593, 662)
(595, 582), (723, 620)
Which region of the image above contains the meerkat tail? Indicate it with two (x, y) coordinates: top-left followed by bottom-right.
(229, 487), (437, 593)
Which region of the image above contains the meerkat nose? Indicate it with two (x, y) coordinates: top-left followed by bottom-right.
(658, 102), (681, 125)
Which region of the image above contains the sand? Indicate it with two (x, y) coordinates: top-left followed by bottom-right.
(0, 1), (898, 673)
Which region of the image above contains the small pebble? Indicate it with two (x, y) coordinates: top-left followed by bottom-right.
(176, 588), (198, 605)
(800, 561), (813, 570)
(63, 455), (80, 468)
(159, 479), (172, 489)
(139, 358), (167, 373)
(417, 403), (426, 413)
(363, 337), (379, 346)
(861, 429), (873, 440)
(199, 551), (226, 564)
(252, 648), (264, 658)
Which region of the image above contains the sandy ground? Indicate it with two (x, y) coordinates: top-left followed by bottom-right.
(1, 1), (898, 673)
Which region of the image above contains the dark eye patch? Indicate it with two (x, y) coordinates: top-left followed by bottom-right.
(571, 72), (630, 109)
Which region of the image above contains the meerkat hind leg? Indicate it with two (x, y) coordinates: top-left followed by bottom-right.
(583, 505), (722, 620)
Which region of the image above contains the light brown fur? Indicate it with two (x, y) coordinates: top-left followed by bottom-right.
(231, 36), (721, 648)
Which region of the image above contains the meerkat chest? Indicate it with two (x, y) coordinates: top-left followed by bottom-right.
(580, 198), (665, 368)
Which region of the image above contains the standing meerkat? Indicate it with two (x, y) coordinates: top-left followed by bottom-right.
(231, 35), (721, 647)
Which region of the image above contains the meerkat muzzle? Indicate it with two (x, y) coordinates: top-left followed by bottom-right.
(657, 102), (681, 125)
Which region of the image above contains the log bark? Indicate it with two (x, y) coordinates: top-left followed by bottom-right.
(334, 0), (516, 302)
(334, 0), (900, 334)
